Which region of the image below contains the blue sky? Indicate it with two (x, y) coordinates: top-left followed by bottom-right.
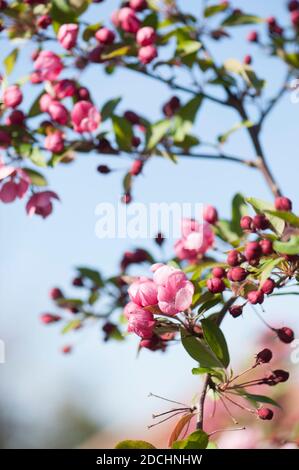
(0, 0), (299, 446)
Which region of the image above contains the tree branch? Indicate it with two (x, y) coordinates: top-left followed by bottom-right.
(258, 72), (290, 127)
(125, 65), (229, 107)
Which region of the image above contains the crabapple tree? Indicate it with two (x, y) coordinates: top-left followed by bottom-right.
(1, 0), (299, 449)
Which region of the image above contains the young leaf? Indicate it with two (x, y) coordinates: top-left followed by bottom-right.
(147, 119), (172, 150)
(77, 267), (103, 287)
(235, 389), (282, 409)
(180, 327), (222, 368)
(23, 168), (48, 187)
(218, 120), (253, 144)
(259, 257), (283, 286)
(231, 193), (248, 236)
(168, 413), (194, 448)
(204, 3), (229, 18)
(115, 440), (156, 449)
(112, 116), (133, 151)
(273, 235), (299, 255)
(101, 97), (121, 121)
(61, 319), (81, 334)
(265, 210), (299, 228)
(172, 95), (203, 143)
(4, 48), (19, 75)
(172, 429), (209, 449)
(201, 318), (230, 368)
(222, 12), (263, 26)
(192, 367), (225, 381)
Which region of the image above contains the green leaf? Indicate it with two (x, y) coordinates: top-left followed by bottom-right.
(77, 267), (103, 287)
(177, 39), (202, 57)
(218, 120), (253, 144)
(215, 220), (240, 245)
(172, 430), (209, 449)
(61, 319), (81, 334)
(101, 45), (131, 60)
(29, 147), (47, 167)
(235, 389), (282, 409)
(112, 116), (133, 151)
(246, 197), (285, 236)
(192, 367), (225, 381)
(201, 318), (230, 368)
(224, 59), (264, 90)
(173, 95), (203, 143)
(222, 12), (263, 26)
(259, 257), (283, 285)
(277, 50), (299, 69)
(147, 119), (172, 150)
(273, 235), (299, 255)
(115, 440), (156, 449)
(204, 3), (229, 17)
(101, 97), (121, 122)
(265, 210), (299, 228)
(51, 0), (90, 24)
(28, 92), (44, 118)
(180, 328), (222, 368)
(231, 193), (248, 236)
(82, 22), (102, 42)
(22, 168), (48, 187)
(197, 298), (222, 316)
(3, 48), (19, 75)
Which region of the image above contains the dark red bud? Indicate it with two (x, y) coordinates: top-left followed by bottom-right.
(203, 205), (218, 225)
(229, 305), (243, 318)
(40, 313), (61, 324)
(259, 239), (273, 255)
(240, 215), (253, 231)
(155, 232), (164, 246)
(275, 196), (292, 212)
(261, 278), (275, 295)
(258, 407), (274, 420)
(49, 287), (63, 300)
(97, 164), (111, 174)
(228, 267), (248, 282)
(207, 277), (226, 293)
(247, 290), (264, 304)
(227, 249), (244, 266)
(212, 267), (226, 279)
(72, 277), (84, 287)
(276, 326), (294, 343)
(256, 348), (273, 364)
(253, 214), (270, 230)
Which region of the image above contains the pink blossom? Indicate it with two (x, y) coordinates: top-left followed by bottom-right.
(48, 101), (68, 125)
(118, 7), (141, 33)
(128, 277), (158, 307)
(0, 181), (18, 203)
(138, 45), (157, 64)
(174, 218), (214, 262)
(40, 93), (54, 113)
(34, 51), (63, 82)
(127, 306), (156, 338)
(3, 85), (23, 108)
(57, 24), (79, 50)
(45, 131), (64, 153)
(111, 10), (121, 27)
(124, 301), (139, 319)
(156, 270), (194, 315)
(152, 264), (181, 286)
(53, 79), (76, 99)
(95, 27), (115, 45)
(0, 164), (30, 203)
(26, 191), (59, 218)
(71, 100), (101, 133)
(136, 27), (156, 46)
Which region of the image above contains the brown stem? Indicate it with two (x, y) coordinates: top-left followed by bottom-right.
(233, 99), (282, 198)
